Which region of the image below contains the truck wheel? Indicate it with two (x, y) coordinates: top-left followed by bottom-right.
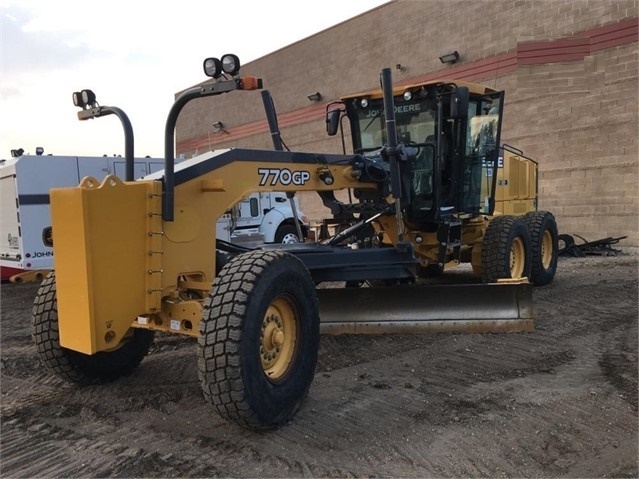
(522, 211), (558, 286)
(198, 250), (319, 430)
(32, 271), (154, 385)
(481, 216), (532, 283)
(275, 224), (302, 243)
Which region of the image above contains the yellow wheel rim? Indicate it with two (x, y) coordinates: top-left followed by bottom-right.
(510, 237), (526, 278)
(541, 230), (553, 269)
(260, 296), (298, 382)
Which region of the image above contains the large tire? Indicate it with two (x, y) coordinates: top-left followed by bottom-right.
(32, 271), (154, 385)
(275, 224), (302, 244)
(481, 215), (532, 283)
(198, 250), (319, 430)
(522, 210), (559, 286)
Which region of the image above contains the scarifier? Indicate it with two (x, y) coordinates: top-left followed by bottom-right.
(32, 54), (558, 430)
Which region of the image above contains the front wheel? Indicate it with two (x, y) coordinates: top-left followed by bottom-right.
(522, 211), (558, 286)
(198, 250), (319, 430)
(32, 271), (154, 385)
(481, 215), (532, 283)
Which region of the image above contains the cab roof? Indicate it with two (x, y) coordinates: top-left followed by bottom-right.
(340, 79), (499, 101)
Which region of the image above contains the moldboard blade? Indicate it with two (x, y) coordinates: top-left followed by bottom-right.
(316, 282), (534, 335)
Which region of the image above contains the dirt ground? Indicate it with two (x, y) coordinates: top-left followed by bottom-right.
(1, 254), (637, 478)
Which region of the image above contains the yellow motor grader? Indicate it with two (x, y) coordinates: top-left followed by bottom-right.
(32, 54), (558, 430)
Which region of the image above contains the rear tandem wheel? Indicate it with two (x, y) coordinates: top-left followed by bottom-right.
(32, 271), (155, 385)
(522, 210), (559, 286)
(198, 250), (319, 430)
(481, 215), (532, 283)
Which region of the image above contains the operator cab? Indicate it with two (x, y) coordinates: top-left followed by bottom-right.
(329, 80), (504, 227)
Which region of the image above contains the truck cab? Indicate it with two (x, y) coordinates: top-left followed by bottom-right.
(233, 191), (308, 244)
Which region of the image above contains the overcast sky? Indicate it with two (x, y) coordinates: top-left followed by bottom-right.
(0, 0), (389, 159)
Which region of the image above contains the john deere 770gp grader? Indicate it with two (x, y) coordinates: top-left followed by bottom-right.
(32, 54), (558, 430)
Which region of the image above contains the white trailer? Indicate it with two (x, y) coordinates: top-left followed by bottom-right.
(0, 153), (308, 281)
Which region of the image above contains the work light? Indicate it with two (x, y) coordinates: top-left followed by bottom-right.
(221, 54), (240, 75)
(203, 57), (223, 78)
(81, 89), (96, 106)
(72, 91), (82, 107)
(72, 89), (97, 108)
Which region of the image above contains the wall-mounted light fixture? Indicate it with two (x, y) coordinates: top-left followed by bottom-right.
(212, 121), (225, 133)
(307, 92), (322, 102)
(439, 51), (460, 64)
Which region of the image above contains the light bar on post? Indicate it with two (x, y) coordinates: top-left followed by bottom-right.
(204, 54), (241, 78)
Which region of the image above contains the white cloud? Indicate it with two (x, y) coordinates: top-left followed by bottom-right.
(0, 0), (388, 158)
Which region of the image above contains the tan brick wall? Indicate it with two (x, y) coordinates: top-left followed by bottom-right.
(505, 43), (638, 247)
(176, 0), (638, 247)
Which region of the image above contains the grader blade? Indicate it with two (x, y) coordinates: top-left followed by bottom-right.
(317, 281), (534, 335)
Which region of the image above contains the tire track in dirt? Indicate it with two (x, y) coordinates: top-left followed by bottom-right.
(0, 374), (73, 417)
(2, 398), (222, 478)
(1, 419), (97, 478)
(1, 417), (221, 478)
(1, 345), (243, 477)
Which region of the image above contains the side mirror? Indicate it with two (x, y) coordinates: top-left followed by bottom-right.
(450, 87), (469, 119)
(326, 109), (341, 136)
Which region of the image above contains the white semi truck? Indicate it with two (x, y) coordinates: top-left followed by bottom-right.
(0, 152), (308, 281)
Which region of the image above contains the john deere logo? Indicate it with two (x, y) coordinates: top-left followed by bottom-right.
(42, 227), (53, 247)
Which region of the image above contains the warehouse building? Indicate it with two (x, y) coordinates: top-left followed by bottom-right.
(175, 0), (638, 249)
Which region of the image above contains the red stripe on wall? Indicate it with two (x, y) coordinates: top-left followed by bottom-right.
(585, 17), (638, 39)
(517, 37), (591, 64)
